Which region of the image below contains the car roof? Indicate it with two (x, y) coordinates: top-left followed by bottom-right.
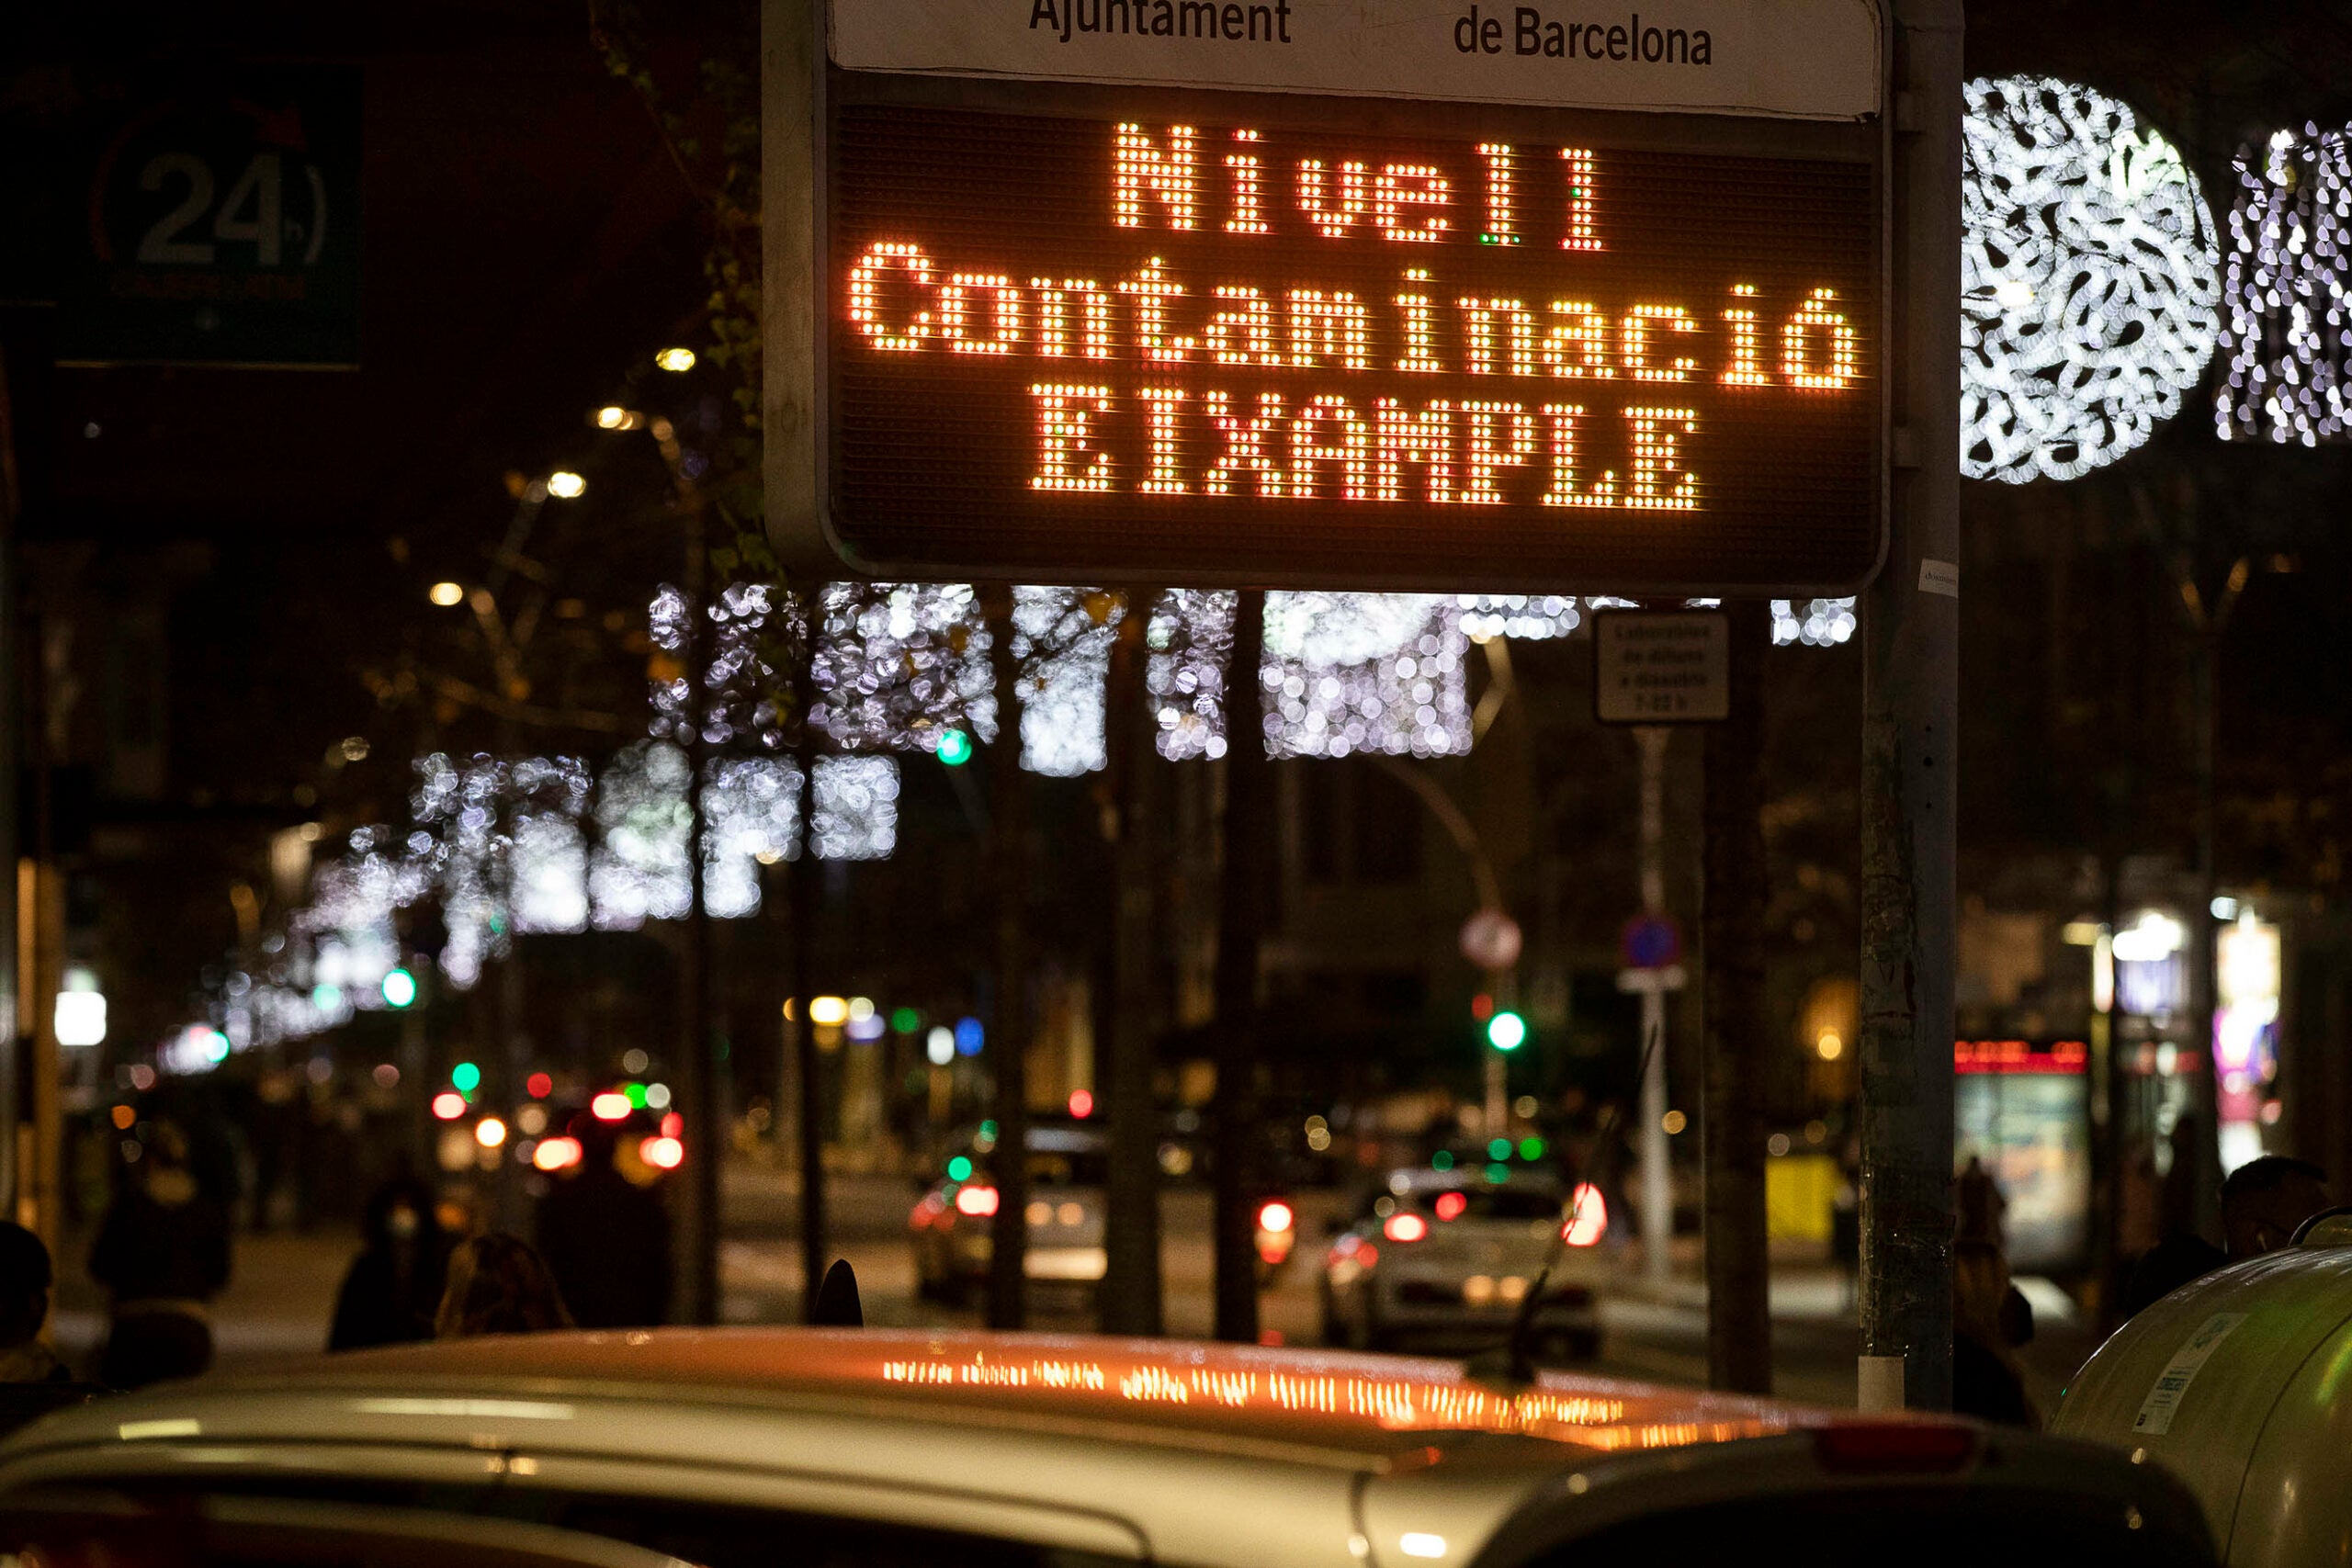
(1, 1331), (2209, 1568)
(6, 1328), (1814, 1468)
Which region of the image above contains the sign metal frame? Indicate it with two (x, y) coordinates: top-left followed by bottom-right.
(766, 0), (1891, 598)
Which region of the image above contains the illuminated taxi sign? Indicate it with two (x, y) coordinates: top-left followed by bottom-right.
(792, 1), (1886, 592)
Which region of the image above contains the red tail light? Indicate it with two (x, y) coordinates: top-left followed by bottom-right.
(1562, 1182), (1608, 1246)
(1814, 1422), (1977, 1472)
(1257, 1201), (1295, 1233)
(1433, 1191), (1467, 1222)
(1383, 1212), (1428, 1243)
(955, 1184), (1001, 1218)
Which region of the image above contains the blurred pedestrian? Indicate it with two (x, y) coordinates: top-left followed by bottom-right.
(536, 1123), (672, 1328)
(1956, 1154), (2006, 1247)
(1951, 1237), (2037, 1427)
(328, 1175), (450, 1351)
(0, 1224), (65, 1383)
(88, 1123), (232, 1387)
(435, 1233), (571, 1337)
(2221, 1156), (2332, 1258)
(2120, 1155), (2331, 1320)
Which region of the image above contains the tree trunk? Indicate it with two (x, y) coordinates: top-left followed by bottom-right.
(1210, 589), (1269, 1344)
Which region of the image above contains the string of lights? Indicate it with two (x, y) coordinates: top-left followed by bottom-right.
(2216, 124), (2352, 445)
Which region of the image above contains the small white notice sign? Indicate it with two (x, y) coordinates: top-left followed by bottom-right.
(1594, 609), (1728, 724)
(2132, 1312), (2246, 1437)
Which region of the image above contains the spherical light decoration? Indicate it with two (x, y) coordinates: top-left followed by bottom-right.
(1961, 76), (2220, 482)
(2215, 124), (2352, 445)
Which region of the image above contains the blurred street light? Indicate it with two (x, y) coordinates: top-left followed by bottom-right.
(655, 346), (696, 372)
(547, 470), (586, 500)
(429, 581), (465, 607)
(594, 405), (642, 430)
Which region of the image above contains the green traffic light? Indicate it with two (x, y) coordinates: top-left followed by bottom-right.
(1487, 1136), (1512, 1161)
(946, 1155), (973, 1181)
(1430, 1150), (1454, 1171)
(937, 728), (973, 766)
(380, 967), (417, 1009)
(1485, 1010), (1528, 1051)
(890, 1006), (921, 1034)
(1519, 1135), (1547, 1160)
(451, 1061), (481, 1093)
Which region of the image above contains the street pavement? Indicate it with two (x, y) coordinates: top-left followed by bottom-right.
(45, 1163), (2100, 1416)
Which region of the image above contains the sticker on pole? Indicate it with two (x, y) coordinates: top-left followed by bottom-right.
(2132, 1312), (2246, 1437)
(1593, 609), (1728, 724)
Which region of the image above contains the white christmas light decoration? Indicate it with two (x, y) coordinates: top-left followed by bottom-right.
(1150, 589), (1233, 761)
(1012, 586), (1125, 776)
(810, 582), (995, 756)
(2216, 123), (2352, 444)
(1961, 75), (2219, 482)
(808, 755), (900, 860)
(510, 755), (592, 934)
(1455, 594), (1584, 641)
(1771, 598), (1859, 647)
(1262, 592), (1471, 760)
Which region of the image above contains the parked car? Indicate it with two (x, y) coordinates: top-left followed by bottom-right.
(913, 1120), (1303, 1302)
(2052, 1216), (2352, 1568)
(1320, 1166), (1607, 1357)
(0, 1327), (2211, 1568)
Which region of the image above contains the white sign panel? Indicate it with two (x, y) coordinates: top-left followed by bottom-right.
(1594, 609), (1729, 723)
(2132, 1312), (2246, 1438)
(831, 0), (1883, 121)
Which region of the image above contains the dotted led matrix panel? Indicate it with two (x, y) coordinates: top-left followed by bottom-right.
(828, 100), (1879, 592)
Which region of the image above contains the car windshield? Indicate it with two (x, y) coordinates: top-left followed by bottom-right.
(1362, 1186), (1564, 1223)
(1024, 1152), (1109, 1188)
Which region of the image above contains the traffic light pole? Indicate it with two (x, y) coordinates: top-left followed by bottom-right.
(1634, 728), (1673, 1289)
(1857, 0), (1962, 1413)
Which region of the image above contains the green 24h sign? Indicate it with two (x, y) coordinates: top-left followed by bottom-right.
(61, 66), (360, 367)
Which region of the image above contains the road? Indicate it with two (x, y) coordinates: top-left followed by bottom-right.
(719, 1167), (2096, 1409)
(48, 1162), (2096, 1414)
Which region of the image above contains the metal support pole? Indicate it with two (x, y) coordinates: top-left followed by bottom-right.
(1635, 728), (1673, 1289)
(2186, 631), (2222, 1232)
(1859, 0), (1963, 1413)
(1702, 600), (1770, 1394)
(0, 351), (20, 1228)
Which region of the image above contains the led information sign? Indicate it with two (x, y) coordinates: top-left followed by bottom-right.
(787, 3), (1886, 592)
